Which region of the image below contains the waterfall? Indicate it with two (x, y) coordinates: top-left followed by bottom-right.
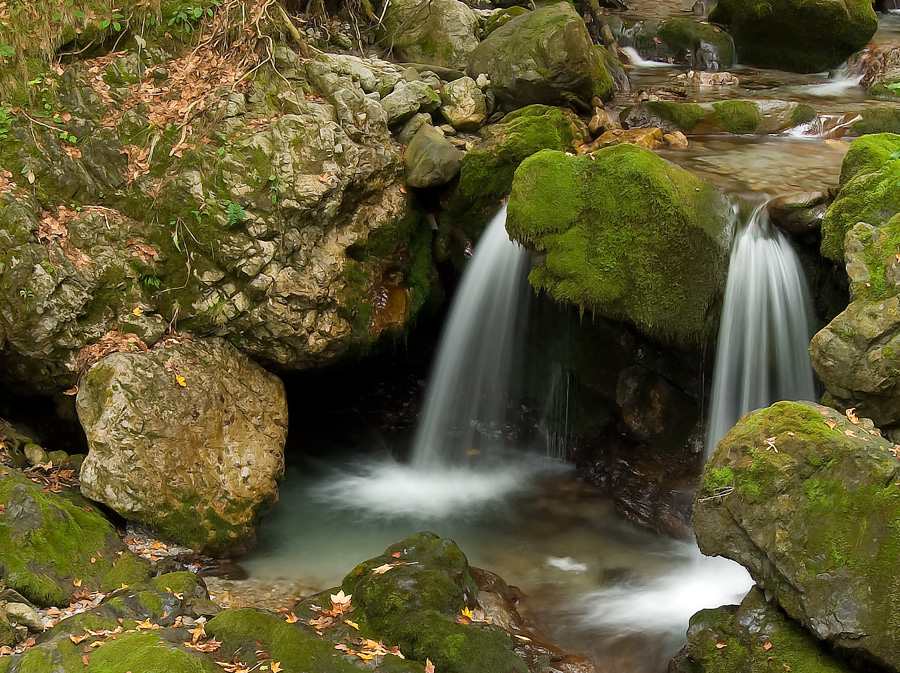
(411, 207), (530, 468)
(705, 203), (816, 456)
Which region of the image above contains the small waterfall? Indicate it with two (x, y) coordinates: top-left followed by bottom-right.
(411, 207), (530, 468)
(705, 202), (816, 456)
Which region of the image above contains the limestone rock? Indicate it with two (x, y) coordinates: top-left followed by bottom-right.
(440, 76), (488, 131)
(378, 0), (480, 69)
(76, 338), (288, 556)
(0, 468), (150, 606)
(4, 602), (43, 631)
(506, 145), (731, 348)
(694, 401), (900, 670)
(709, 0), (877, 73)
(404, 125), (463, 188)
(381, 79), (442, 125)
(673, 588), (855, 673)
(466, 4), (613, 111)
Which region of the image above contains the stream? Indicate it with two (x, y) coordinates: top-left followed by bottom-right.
(233, 5), (900, 673)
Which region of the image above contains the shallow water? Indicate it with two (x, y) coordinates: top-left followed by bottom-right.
(241, 451), (752, 673)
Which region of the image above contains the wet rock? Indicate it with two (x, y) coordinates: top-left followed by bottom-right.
(76, 337), (288, 556)
(398, 112), (434, 145)
(4, 601), (43, 631)
(404, 125), (463, 188)
(622, 99), (816, 135)
(588, 108), (620, 135)
(810, 217), (900, 429)
(591, 127), (664, 150)
(0, 468), (150, 606)
(440, 76), (488, 131)
(467, 4), (614, 112)
(767, 190), (830, 237)
(611, 17), (735, 70)
(694, 401), (900, 671)
(676, 70), (739, 85)
(821, 133), (900, 261)
(673, 587), (855, 673)
(378, 0), (480, 70)
(506, 144), (732, 348)
(709, 0), (877, 73)
(443, 104), (582, 245)
(663, 130), (689, 148)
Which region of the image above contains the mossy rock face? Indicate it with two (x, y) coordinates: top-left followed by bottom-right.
(0, 468), (150, 607)
(466, 3), (613, 111)
(694, 401), (900, 671)
(821, 133), (900, 262)
(378, 0), (479, 70)
(337, 532), (527, 673)
(444, 104), (581, 244)
(616, 18), (735, 69)
(709, 0), (877, 73)
(810, 221), (900, 429)
(676, 587), (854, 673)
(506, 145), (731, 348)
(0, 42), (438, 395)
(851, 106), (900, 135)
(76, 337), (288, 556)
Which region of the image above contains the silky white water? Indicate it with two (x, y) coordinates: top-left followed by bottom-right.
(411, 206), (530, 467)
(705, 203), (816, 455)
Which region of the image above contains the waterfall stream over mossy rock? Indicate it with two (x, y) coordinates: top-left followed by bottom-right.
(5, 0), (900, 671)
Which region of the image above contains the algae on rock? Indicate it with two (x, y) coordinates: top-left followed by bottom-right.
(506, 145), (732, 348)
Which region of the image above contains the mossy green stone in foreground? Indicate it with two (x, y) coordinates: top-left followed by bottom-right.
(679, 588), (853, 673)
(339, 532), (527, 673)
(821, 133), (900, 262)
(0, 469), (150, 606)
(711, 101), (762, 134)
(695, 401), (900, 671)
(506, 145), (731, 348)
(646, 101), (708, 132)
(709, 0), (877, 73)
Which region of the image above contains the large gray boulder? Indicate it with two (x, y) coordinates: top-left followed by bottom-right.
(76, 337), (288, 556)
(466, 4), (614, 111)
(404, 125), (462, 188)
(709, 0), (877, 73)
(0, 51), (438, 395)
(694, 401), (900, 671)
(378, 0), (480, 70)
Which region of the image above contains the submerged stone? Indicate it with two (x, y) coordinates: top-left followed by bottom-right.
(694, 401), (900, 671)
(76, 337), (287, 556)
(612, 17), (735, 70)
(506, 145), (731, 348)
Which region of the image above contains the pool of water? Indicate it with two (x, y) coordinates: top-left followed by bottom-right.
(239, 450), (753, 673)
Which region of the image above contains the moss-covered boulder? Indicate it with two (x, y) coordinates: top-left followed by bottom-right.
(76, 337), (287, 556)
(466, 4), (613, 112)
(622, 100), (816, 135)
(821, 133), (900, 262)
(335, 532), (528, 673)
(506, 145), (731, 348)
(708, 0), (877, 73)
(0, 469), (150, 607)
(378, 0), (480, 70)
(673, 587), (854, 673)
(694, 401), (900, 671)
(810, 218), (900, 430)
(444, 105), (581, 243)
(612, 17), (735, 70)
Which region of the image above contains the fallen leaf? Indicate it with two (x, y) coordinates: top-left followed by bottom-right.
(344, 619), (359, 630)
(425, 658), (435, 673)
(716, 643), (727, 649)
(764, 642), (773, 651)
(371, 564), (393, 575)
(175, 374), (187, 387)
(391, 552), (402, 558)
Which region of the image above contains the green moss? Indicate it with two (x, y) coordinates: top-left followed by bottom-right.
(646, 101), (708, 132)
(853, 107), (900, 135)
(483, 7), (529, 35)
(0, 470), (150, 606)
(152, 571), (202, 598)
(712, 100), (762, 134)
(703, 466), (735, 491)
(85, 631), (218, 672)
(208, 609), (360, 673)
(790, 104), (816, 126)
(507, 145), (730, 348)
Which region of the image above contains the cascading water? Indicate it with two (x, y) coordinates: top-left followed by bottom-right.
(705, 202), (816, 456)
(411, 206), (530, 467)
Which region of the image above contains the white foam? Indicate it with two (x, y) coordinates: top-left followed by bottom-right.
(546, 556), (589, 572)
(621, 46), (673, 68)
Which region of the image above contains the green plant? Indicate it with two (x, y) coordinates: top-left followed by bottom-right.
(18, 287), (34, 310)
(0, 106), (12, 141)
(167, 0), (222, 31)
(225, 200), (246, 227)
(268, 174), (285, 203)
(143, 275), (161, 289)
